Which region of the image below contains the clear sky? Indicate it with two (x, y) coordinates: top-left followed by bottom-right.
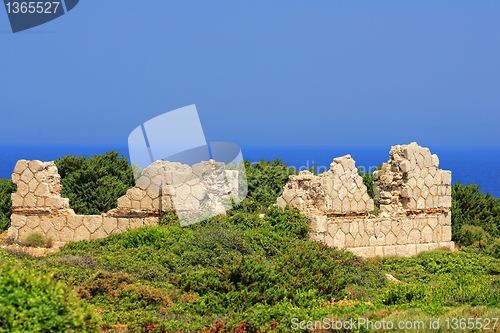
(1, 1), (499, 146)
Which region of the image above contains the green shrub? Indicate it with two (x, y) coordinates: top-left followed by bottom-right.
(22, 232), (53, 248)
(0, 178), (16, 232)
(358, 165), (382, 199)
(459, 225), (489, 246)
(451, 182), (500, 245)
(0, 261), (100, 333)
(55, 150), (135, 215)
(236, 158), (314, 212)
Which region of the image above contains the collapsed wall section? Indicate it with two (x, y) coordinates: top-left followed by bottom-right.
(8, 159), (238, 247)
(277, 143), (454, 257)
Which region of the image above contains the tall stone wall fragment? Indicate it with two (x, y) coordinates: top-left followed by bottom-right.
(277, 143), (454, 258)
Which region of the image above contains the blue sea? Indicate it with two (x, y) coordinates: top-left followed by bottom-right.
(1, 144), (499, 199)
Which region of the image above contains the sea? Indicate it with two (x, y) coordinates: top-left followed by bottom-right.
(1, 144), (499, 199)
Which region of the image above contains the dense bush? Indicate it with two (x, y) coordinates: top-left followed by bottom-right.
(22, 232), (53, 248)
(54, 150), (135, 215)
(451, 182), (500, 246)
(0, 178), (16, 232)
(236, 158), (315, 212)
(0, 259), (100, 332)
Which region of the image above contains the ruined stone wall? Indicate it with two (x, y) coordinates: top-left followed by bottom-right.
(8, 159), (238, 247)
(277, 143), (454, 257)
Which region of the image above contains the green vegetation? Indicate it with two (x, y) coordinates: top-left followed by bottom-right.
(0, 178), (16, 232)
(451, 181), (500, 247)
(54, 150), (135, 215)
(1, 152), (500, 332)
(0, 252), (100, 333)
(22, 232), (54, 248)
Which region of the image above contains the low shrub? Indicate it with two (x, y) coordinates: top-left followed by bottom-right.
(22, 232), (53, 248)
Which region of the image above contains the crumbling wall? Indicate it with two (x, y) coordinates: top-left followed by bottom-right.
(8, 159), (238, 247)
(277, 143), (454, 257)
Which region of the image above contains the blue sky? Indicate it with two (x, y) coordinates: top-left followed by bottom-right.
(1, 1), (499, 146)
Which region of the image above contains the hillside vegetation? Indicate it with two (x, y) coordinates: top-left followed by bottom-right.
(1, 152), (500, 332)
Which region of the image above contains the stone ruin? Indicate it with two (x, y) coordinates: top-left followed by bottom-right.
(277, 143), (454, 257)
(8, 159), (239, 247)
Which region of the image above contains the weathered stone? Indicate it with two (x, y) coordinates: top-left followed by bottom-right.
(67, 215), (83, 230)
(91, 226), (107, 240)
(60, 227), (74, 242)
(74, 225), (91, 241)
(126, 187), (146, 201)
(130, 218), (143, 229)
(136, 176), (151, 189)
(117, 195), (131, 209)
(421, 225), (433, 243)
(441, 170), (452, 186)
(117, 218), (130, 232)
(309, 215), (327, 233)
(333, 230), (346, 248)
(20, 168), (34, 183)
(13, 160), (29, 175)
(103, 217), (118, 234)
(83, 216), (102, 234)
(11, 193), (23, 207)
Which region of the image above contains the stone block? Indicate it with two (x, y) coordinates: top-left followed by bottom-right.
(74, 225), (91, 241)
(91, 226), (108, 240)
(144, 217), (159, 227)
(420, 167), (428, 179)
(417, 197), (425, 209)
(83, 216), (102, 234)
(103, 217), (118, 234)
(385, 245), (397, 256)
(117, 218), (130, 232)
(11, 214), (27, 228)
(345, 233), (354, 247)
(425, 196), (434, 208)
(13, 160), (29, 175)
(130, 218), (144, 229)
(26, 215), (40, 229)
(45, 227), (59, 242)
(375, 246), (384, 257)
(309, 232), (324, 243)
(276, 197), (286, 208)
(117, 195), (131, 209)
(408, 229), (420, 244)
(17, 181), (29, 197)
(136, 176), (151, 189)
(126, 187), (146, 201)
(397, 230), (408, 245)
(60, 227), (74, 242)
(443, 226), (452, 241)
(11, 193), (23, 207)
(441, 170), (452, 186)
(333, 230), (346, 248)
(20, 168), (34, 183)
(421, 225), (433, 243)
(309, 215), (327, 233)
(34, 183), (50, 197)
(67, 215), (84, 230)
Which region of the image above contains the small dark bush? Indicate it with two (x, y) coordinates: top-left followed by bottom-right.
(22, 232), (53, 248)
(0, 178), (16, 232)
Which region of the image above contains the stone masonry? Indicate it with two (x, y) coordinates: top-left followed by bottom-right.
(8, 159), (238, 247)
(277, 143), (454, 257)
